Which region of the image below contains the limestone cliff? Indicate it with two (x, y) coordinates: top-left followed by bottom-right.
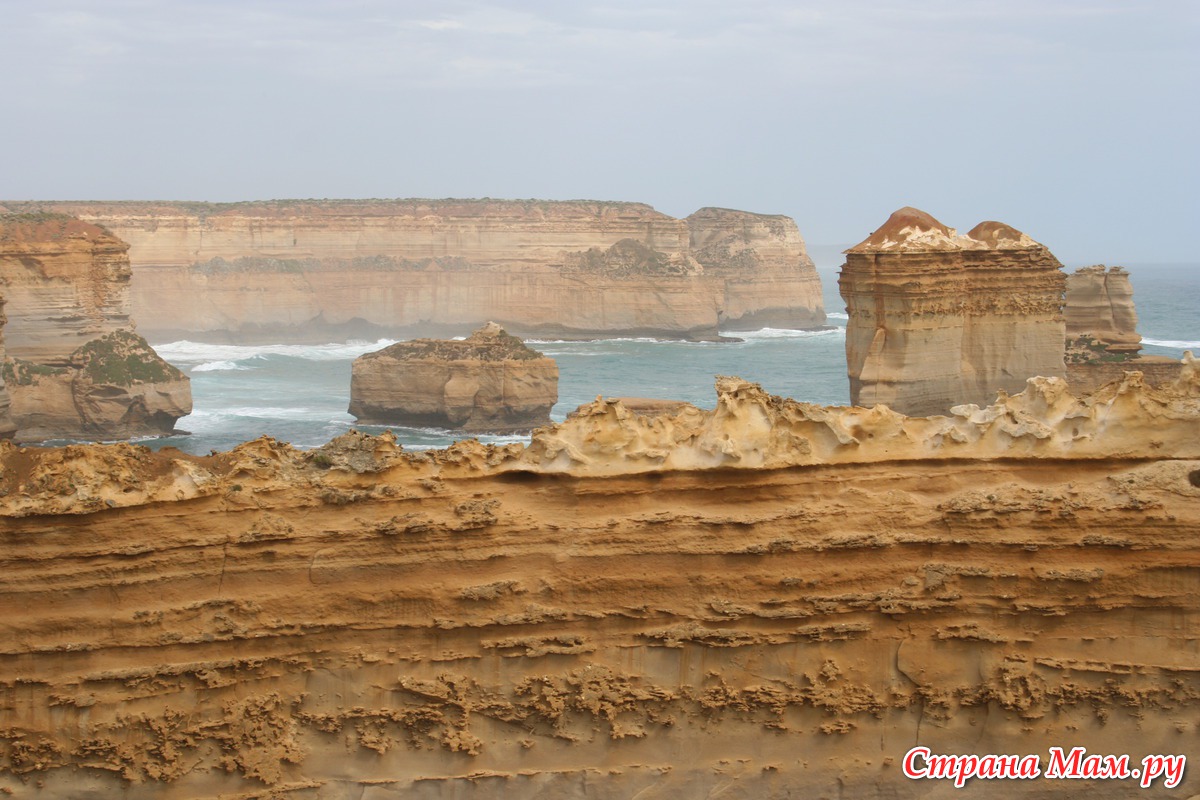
(0, 214), (191, 441)
(1063, 265), (1184, 395)
(686, 207), (825, 330)
(839, 207), (1066, 416)
(0, 362), (1197, 798)
(0, 213), (132, 362)
(0, 294), (14, 439)
(0, 199), (826, 342)
(349, 322), (558, 433)
(1065, 265), (1142, 354)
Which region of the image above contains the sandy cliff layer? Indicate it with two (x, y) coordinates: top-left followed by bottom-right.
(0, 294), (13, 439)
(839, 208), (1066, 416)
(1063, 265), (1182, 396)
(0, 359), (1197, 798)
(0, 214), (192, 441)
(0, 200), (826, 342)
(1065, 265), (1142, 353)
(0, 214), (132, 363)
(350, 322), (558, 433)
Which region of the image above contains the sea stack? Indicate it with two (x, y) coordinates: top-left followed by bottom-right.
(1063, 264), (1183, 394)
(349, 322), (558, 433)
(838, 207), (1066, 416)
(1065, 265), (1142, 354)
(0, 213), (192, 440)
(0, 293), (14, 439)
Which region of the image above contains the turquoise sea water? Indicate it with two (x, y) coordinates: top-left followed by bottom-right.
(139, 262), (1197, 455)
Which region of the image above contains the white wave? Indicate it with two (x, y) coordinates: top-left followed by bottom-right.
(735, 327), (845, 340)
(1143, 337), (1200, 350)
(154, 339), (399, 364)
(826, 311), (849, 320)
(527, 336), (682, 345)
(191, 360), (250, 372)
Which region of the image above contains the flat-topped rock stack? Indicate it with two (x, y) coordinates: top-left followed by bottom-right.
(1064, 264), (1182, 394)
(0, 213), (192, 441)
(350, 322), (558, 434)
(839, 207), (1066, 416)
(0, 293), (13, 439)
(1065, 264), (1143, 356)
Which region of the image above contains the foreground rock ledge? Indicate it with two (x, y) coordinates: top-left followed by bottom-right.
(0, 360), (1197, 798)
(349, 322), (558, 434)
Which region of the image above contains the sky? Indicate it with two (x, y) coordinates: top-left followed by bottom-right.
(1, 0), (1196, 263)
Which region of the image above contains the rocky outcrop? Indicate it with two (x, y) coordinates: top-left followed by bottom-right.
(1065, 265), (1142, 354)
(0, 294), (14, 439)
(0, 213), (132, 362)
(686, 207), (825, 329)
(349, 322), (558, 433)
(1063, 265), (1184, 395)
(839, 207), (1066, 415)
(1, 365), (1198, 798)
(0, 199), (826, 341)
(0, 213), (191, 441)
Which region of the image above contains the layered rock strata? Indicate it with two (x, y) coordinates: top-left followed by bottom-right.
(0, 361), (1197, 798)
(1065, 265), (1142, 354)
(349, 322), (558, 433)
(0, 294), (14, 439)
(839, 207), (1066, 416)
(0, 200), (826, 342)
(0, 214), (191, 441)
(686, 207), (825, 330)
(1062, 264), (1183, 395)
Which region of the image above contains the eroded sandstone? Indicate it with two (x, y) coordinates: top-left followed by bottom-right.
(349, 322), (558, 433)
(0, 213), (191, 441)
(839, 207), (1067, 415)
(1066, 265), (1142, 354)
(0, 363), (1197, 797)
(0, 199), (826, 341)
(0, 293), (14, 439)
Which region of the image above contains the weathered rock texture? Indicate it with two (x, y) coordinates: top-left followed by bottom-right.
(0, 214), (191, 441)
(1063, 265), (1184, 396)
(349, 322), (558, 433)
(0, 359), (1197, 798)
(0, 294), (14, 439)
(839, 208), (1066, 416)
(687, 207), (825, 330)
(0, 200), (826, 342)
(1065, 265), (1142, 354)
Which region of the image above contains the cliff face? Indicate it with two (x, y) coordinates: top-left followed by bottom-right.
(686, 207), (825, 330)
(0, 294), (14, 439)
(0, 200), (826, 342)
(1062, 265), (1184, 395)
(0, 214), (192, 441)
(349, 322), (558, 433)
(0, 214), (132, 363)
(1065, 265), (1141, 353)
(0, 361), (1197, 797)
(839, 208), (1066, 416)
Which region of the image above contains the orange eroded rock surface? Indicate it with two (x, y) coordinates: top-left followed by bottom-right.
(0, 362), (1197, 797)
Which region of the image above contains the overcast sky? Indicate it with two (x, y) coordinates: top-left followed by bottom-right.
(1, 0), (1195, 263)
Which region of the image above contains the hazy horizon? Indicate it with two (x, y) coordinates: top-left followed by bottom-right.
(2, 1), (1196, 265)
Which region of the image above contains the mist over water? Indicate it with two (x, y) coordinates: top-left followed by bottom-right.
(138, 263), (1196, 455)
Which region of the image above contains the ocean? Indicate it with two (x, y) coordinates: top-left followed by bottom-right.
(140, 262), (1198, 455)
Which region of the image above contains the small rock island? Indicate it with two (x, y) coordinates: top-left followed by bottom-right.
(349, 322), (558, 434)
